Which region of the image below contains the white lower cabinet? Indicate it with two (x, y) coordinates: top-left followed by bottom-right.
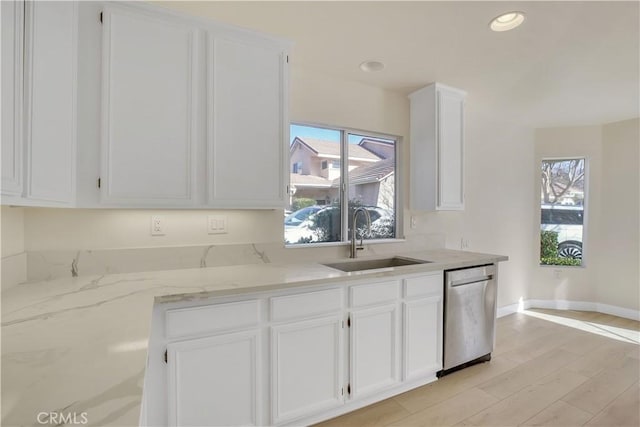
(403, 296), (442, 379)
(167, 329), (261, 427)
(152, 272), (443, 427)
(271, 315), (344, 424)
(350, 304), (400, 398)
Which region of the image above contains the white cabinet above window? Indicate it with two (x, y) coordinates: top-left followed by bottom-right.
(409, 83), (466, 211)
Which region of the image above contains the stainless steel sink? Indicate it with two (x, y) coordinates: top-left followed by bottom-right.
(322, 256), (431, 272)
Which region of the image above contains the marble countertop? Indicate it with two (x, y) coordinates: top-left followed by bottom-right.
(1, 249), (507, 427)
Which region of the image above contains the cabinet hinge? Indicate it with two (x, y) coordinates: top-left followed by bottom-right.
(97, 178), (101, 189)
(347, 384), (351, 395)
(164, 350), (167, 364)
(99, 12), (103, 23)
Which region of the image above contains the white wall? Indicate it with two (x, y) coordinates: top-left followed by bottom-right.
(596, 118), (639, 311)
(532, 119), (639, 313)
(533, 126), (603, 302)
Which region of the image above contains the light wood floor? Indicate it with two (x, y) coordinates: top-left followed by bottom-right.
(315, 309), (640, 427)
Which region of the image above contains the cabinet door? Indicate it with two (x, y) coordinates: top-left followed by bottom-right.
(24, 1), (76, 203)
(271, 315), (343, 423)
(350, 304), (400, 398)
(403, 295), (443, 380)
(1, 0), (23, 197)
(167, 330), (260, 426)
(101, 6), (199, 205)
(207, 35), (287, 208)
(436, 88), (464, 210)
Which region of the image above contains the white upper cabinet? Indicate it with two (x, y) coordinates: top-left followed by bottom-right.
(410, 83), (466, 211)
(207, 35), (288, 208)
(100, 6), (200, 206)
(1, 1), (76, 206)
(96, 3), (289, 208)
(1, 0), (23, 197)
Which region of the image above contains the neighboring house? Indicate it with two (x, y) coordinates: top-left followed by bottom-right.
(289, 137), (395, 208)
(343, 157), (395, 210)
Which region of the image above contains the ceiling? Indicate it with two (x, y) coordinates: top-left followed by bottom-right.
(160, 1), (640, 128)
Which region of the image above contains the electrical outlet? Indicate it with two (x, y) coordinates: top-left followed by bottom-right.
(151, 215), (165, 236)
(410, 216), (417, 229)
(207, 215), (228, 235)
(461, 238), (470, 249)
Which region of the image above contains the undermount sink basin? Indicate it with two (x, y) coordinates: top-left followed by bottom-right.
(323, 256), (431, 273)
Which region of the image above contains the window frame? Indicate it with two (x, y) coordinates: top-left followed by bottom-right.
(538, 156), (589, 268)
(287, 121), (404, 247)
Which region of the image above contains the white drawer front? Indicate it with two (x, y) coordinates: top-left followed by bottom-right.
(404, 273), (443, 299)
(350, 280), (400, 308)
(166, 300), (260, 339)
(271, 288), (343, 322)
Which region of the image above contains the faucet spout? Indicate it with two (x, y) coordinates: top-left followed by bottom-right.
(350, 207), (372, 258)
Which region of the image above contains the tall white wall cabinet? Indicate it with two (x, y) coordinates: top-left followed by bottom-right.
(1, 0), (77, 206)
(1, 1), (290, 209)
(410, 83), (466, 211)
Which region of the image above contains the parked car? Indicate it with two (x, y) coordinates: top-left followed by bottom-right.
(285, 205), (394, 244)
(284, 205), (322, 228)
(541, 205), (583, 259)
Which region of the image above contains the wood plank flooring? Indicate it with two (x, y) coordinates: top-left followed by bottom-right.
(315, 309), (640, 427)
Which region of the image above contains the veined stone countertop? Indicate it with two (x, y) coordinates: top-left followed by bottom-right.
(1, 249), (507, 427)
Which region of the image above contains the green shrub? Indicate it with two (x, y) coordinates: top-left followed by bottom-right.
(540, 230), (582, 266)
(540, 257), (582, 266)
(540, 230), (559, 258)
(291, 197), (317, 212)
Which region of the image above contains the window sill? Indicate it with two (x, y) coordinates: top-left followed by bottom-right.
(538, 264), (586, 269)
(285, 238), (407, 249)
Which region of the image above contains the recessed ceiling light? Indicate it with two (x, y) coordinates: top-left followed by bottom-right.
(489, 11), (525, 32)
(360, 61), (385, 72)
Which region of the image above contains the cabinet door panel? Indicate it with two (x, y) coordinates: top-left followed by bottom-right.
(101, 7), (198, 204)
(208, 36), (285, 207)
(1, 0), (23, 197)
(350, 304), (400, 398)
(403, 296), (442, 380)
(437, 90), (464, 209)
(167, 330), (260, 426)
(25, 1), (75, 203)
(272, 315), (343, 423)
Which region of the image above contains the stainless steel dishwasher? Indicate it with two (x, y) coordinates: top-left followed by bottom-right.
(441, 264), (497, 375)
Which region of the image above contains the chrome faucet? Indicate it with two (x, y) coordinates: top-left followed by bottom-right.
(350, 207), (372, 258)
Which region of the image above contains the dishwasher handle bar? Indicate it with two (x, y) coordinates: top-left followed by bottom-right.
(449, 275), (493, 287)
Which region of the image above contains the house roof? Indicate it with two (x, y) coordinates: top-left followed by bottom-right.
(332, 157), (395, 186)
(291, 137), (382, 162)
(290, 173), (333, 188)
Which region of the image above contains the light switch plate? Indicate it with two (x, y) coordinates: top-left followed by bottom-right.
(207, 215), (228, 234)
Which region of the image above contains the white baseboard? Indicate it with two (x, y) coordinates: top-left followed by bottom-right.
(497, 299), (640, 321)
